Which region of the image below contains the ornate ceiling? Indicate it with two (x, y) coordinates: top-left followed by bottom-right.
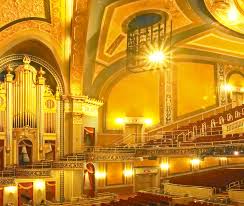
(0, 0), (243, 97)
(204, 0), (244, 34)
(95, 0), (244, 68)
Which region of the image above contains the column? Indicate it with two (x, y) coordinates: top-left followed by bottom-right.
(55, 88), (61, 160)
(5, 65), (14, 165)
(217, 63), (228, 106)
(164, 67), (173, 124)
(36, 68), (45, 160)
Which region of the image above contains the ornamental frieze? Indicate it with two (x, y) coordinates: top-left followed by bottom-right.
(0, 178), (15, 186)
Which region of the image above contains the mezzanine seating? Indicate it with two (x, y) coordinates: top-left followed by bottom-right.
(144, 105), (244, 147)
(169, 169), (244, 192)
(101, 192), (172, 206)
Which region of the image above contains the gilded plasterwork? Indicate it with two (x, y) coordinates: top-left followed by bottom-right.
(70, 0), (90, 96)
(183, 32), (244, 58)
(0, 0), (63, 49)
(0, 0), (49, 30)
(96, 0), (195, 66)
(204, 0), (244, 34)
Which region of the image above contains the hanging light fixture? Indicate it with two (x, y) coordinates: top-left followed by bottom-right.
(126, 12), (172, 73)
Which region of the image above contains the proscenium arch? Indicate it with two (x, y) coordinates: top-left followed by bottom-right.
(0, 54), (65, 94)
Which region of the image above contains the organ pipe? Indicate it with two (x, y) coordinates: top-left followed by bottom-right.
(5, 65), (14, 162)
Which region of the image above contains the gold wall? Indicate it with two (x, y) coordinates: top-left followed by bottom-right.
(200, 157), (219, 168)
(176, 62), (216, 117)
(169, 157), (191, 174)
(106, 162), (124, 185)
(106, 72), (160, 130)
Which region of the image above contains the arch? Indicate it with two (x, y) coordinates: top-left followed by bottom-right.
(0, 30), (68, 94)
(226, 69), (244, 84)
(0, 54), (65, 94)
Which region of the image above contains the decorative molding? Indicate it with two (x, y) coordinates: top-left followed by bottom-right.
(217, 63), (228, 106)
(72, 113), (83, 124)
(52, 161), (84, 169)
(0, 0), (63, 50)
(70, 0), (90, 96)
(15, 168), (51, 177)
(0, 178), (15, 186)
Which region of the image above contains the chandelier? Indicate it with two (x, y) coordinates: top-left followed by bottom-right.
(126, 12), (172, 73)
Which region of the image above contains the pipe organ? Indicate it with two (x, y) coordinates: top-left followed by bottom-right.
(0, 56), (60, 164)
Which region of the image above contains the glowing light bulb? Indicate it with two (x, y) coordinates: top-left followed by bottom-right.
(5, 186), (17, 193)
(115, 118), (124, 125)
(160, 163), (169, 170)
(123, 169), (133, 177)
(191, 158), (200, 165)
(227, 7), (239, 22)
(35, 180), (45, 190)
(144, 118), (153, 126)
(148, 51), (165, 63)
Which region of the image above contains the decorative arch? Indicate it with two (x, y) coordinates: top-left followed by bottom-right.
(0, 31), (68, 94)
(0, 54), (65, 94)
(226, 69), (244, 83)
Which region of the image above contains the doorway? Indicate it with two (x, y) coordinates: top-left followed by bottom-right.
(124, 124), (143, 144)
(135, 174), (157, 191)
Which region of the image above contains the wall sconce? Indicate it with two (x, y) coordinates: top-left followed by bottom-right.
(5, 186), (17, 194)
(144, 118), (153, 126)
(160, 163), (169, 170)
(115, 117), (125, 125)
(191, 158), (201, 166)
(95, 171), (106, 179)
(123, 169), (133, 177)
(35, 180), (45, 190)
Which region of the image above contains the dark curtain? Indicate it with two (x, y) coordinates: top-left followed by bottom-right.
(0, 188), (3, 206)
(46, 181), (56, 201)
(84, 127), (95, 146)
(18, 182), (33, 206)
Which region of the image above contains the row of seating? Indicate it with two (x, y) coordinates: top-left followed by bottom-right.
(144, 105), (244, 147)
(101, 192), (172, 206)
(169, 169), (244, 191)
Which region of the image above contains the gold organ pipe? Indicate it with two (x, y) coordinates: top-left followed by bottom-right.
(15, 83), (17, 128)
(26, 71), (28, 127)
(28, 71), (30, 127)
(15, 83), (16, 128)
(22, 70), (24, 127)
(24, 70), (26, 126)
(17, 82), (19, 127)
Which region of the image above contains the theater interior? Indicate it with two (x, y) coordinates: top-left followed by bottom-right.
(0, 0), (244, 205)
